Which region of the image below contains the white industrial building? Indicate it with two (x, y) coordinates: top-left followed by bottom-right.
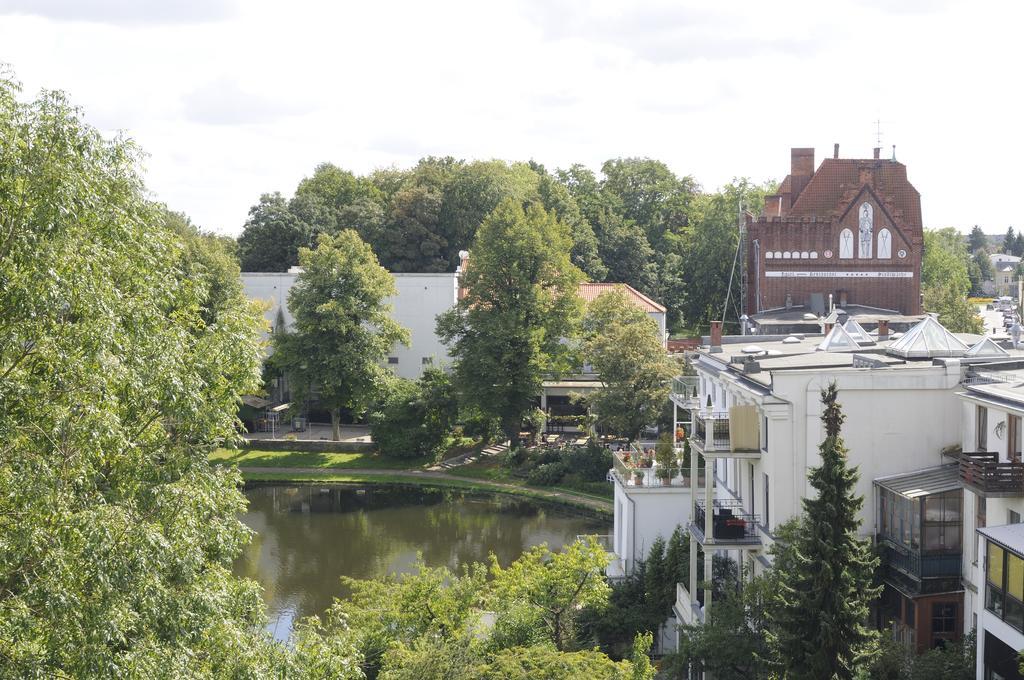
(242, 269), (459, 380)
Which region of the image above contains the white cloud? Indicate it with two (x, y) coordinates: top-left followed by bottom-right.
(0, 0), (1020, 235)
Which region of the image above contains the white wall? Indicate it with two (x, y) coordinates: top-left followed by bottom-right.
(241, 271), (458, 380)
(613, 479), (691, 572)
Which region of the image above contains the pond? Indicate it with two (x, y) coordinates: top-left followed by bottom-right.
(233, 483), (611, 641)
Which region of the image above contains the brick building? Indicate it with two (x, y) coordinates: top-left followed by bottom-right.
(746, 146), (923, 318)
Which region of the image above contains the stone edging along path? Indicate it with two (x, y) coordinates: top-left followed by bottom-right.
(237, 466), (612, 514)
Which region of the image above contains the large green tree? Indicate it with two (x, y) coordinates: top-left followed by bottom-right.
(582, 289), (675, 440)
(968, 225), (988, 253)
(273, 230), (409, 439)
(437, 199), (583, 443)
(922, 227), (984, 332)
(0, 75), (294, 676)
(767, 383), (880, 679)
(237, 191), (311, 271)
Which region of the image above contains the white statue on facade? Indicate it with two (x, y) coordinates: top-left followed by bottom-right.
(858, 203), (873, 258)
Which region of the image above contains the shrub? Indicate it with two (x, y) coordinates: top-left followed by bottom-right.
(370, 368), (458, 458)
(566, 443), (613, 482)
(501, 447), (529, 469)
(527, 462), (568, 486)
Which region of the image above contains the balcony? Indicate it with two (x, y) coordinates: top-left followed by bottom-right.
(957, 452), (1024, 497)
(670, 376), (699, 409)
(877, 539), (962, 596)
(675, 581), (704, 626)
(691, 499), (762, 546)
(609, 450), (704, 489)
(690, 407), (761, 458)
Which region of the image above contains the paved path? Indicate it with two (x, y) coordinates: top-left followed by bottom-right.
(238, 465), (612, 512)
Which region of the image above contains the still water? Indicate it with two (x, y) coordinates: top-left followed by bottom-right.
(234, 483), (610, 640)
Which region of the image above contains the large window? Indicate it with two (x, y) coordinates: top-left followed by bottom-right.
(987, 540), (1024, 633)
(922, 491), (961, 553)
(978, 405), (988, 451)
(1011, 414), (1022, 462)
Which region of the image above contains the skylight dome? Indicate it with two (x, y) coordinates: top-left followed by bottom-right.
(816, 324), (861, 352)
(782, 336), (801, 344)
(842, 318), (873, 344)
(742, 345), (765, 354)
(964, 337), (1010, 358)
(886, 316), (968, 358)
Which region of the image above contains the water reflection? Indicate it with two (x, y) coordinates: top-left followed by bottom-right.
(234, 483), (610, 640)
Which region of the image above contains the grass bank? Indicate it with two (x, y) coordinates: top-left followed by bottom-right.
(240, 470), (611, 515)
(445, 457), (613, 501)
(211, 448), (431, 470)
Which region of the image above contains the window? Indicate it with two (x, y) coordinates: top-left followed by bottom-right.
(975, 497), (987, 564)
(986, 540), (1024, 632)
(763, 473), (770, 528)
(387, 357), (399, 365)
(905, 598), (916, 627)
(1011, 510), (1021, 525)
(749, 464), (755, 515)
(1011, 415), (1022, 462)
(762, 416), (769, 451)
(931, 602), (957, 635)
(421, 357), (433, 365)
(978, 405), (988, 450)
(922, 491), (961, 553)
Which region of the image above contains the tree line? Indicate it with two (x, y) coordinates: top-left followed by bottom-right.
(237, 157), (775, 334)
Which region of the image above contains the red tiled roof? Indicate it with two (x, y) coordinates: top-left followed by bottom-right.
(578, 282), (667, 313)
(785, 158), (922, 229)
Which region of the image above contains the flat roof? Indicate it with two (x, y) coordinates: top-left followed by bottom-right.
(874, 464), (961, 498)
(979, 523), (1024, 554)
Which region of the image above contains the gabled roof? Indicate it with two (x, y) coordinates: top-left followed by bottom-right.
(887, 315), (968, 358)
(842, 318), (873, 344)
(816, 323), (861, 352)
(578, 283), (667, 313)
(786, 158), (921, 229)
(964, 337), (1011, 358)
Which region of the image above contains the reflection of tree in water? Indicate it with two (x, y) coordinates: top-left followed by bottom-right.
(233, 484), (609, 629)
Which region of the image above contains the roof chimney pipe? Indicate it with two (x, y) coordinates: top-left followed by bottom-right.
(833, 143), (840, 159)
(873, 147), (881, 160)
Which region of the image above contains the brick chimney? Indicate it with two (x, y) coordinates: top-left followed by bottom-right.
(833, 143), (840, 159)
(764, 194), (782, 216)
(791, 148), (815, 177)
(877, 319), (889, 339)
(710, 320), (722, 351)
(873, 147), (881, 160)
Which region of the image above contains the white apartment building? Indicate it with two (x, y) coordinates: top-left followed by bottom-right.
(955, 362), (1024, 679)
(242, 270), (459, 380)
(605, 313), (1024, 657)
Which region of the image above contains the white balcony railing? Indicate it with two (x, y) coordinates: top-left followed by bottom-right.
(676, 581), (703, 625)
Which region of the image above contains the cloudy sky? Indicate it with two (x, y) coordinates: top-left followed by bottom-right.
(0, 0), (1019, 235)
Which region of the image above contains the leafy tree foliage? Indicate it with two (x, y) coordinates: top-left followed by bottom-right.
(582, 289), (675, 440)
(767, 383), (880, 679)
(0, 74), (292, 677)
(273, 231), (410, 439)
(370, 368), (459, 458)
(437, 200), (583, 442)
(237, 192), (312, 271)
(922, 227), (984, 332)
(968, 225), (988, 253)
(488, 538), (610, 652)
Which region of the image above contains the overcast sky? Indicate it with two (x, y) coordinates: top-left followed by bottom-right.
(0, 0), (1019, 236)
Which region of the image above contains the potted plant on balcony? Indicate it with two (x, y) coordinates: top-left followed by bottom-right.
(655, 433), (675, 485)
(633, 469), (645, 486)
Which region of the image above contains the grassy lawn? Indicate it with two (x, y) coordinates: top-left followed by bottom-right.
(446, 456), (613, 501)
(210, 448), (432, 470)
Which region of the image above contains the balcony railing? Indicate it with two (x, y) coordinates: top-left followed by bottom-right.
(878, 539), (962, 580)
(671, 376), (699, 407)
(676, 581), (703, 625)
(958, 452), (1024, 496)
(691, 409), (760, 456)
(692, 499), (761, 544)
(610, 450), (704, 488)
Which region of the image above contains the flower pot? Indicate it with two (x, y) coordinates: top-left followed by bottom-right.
(633, 472), (644, 486)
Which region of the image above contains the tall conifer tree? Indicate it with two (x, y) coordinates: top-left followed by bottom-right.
(768, 383), (879, 679)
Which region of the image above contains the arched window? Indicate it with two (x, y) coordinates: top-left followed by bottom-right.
(800, 251), (809, 259)
(783, 251), (792, 259)
(765, 251), (774, 259)
(839, 229), (854, 259)
(810, 251), (819, 259)
(858, 203), (873, 258)
(878, 228), (892, 259)
(773, 251), (782, 259)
